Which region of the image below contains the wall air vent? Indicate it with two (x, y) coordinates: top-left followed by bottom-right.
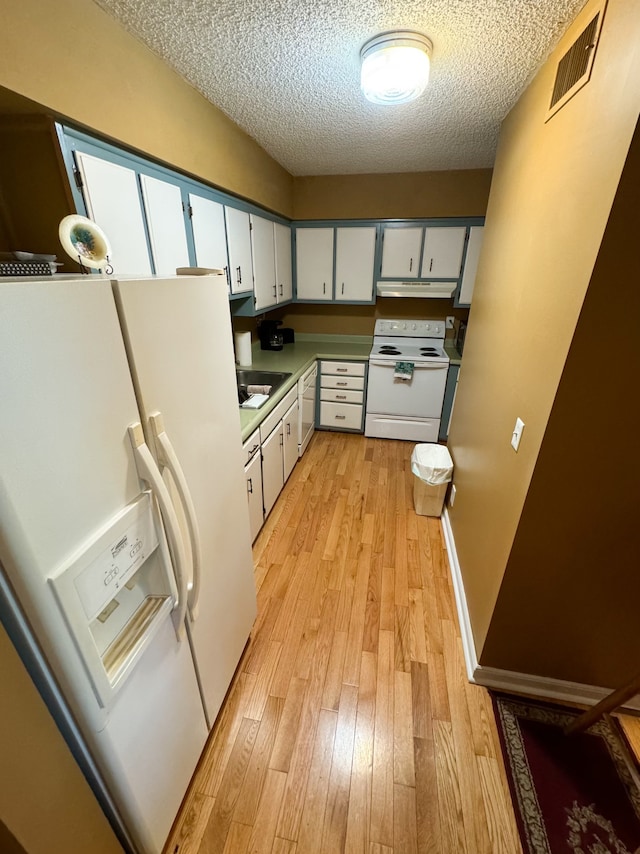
(546, 0), (607, 121)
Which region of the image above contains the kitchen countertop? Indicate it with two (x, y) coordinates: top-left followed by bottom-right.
(237, 334), (372, 441)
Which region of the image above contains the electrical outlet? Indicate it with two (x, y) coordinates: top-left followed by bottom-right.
(511, 417), (525, 452)
(445, 315), (455, 329)
(449, 483), (457, 506)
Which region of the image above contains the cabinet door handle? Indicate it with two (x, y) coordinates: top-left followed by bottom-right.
(279, 432), (284, 447)
(335, 414), (346, 420)
(323, 282), (326, 294)
(224, 266), (230, 288)
(429, 258), (433, 272)
(336, 395), (346, 399)
(273, 284), (277, 297)
(247, 477), (253, 494)
(336, 367), (348, 372)
(286, 423), (291, 436)
(237, 265), (242, 285)
(336, 381), (347, 386)
(279, 283), (283, 296)
(409, 257), (413, 272)
(341, 282), (344, 294)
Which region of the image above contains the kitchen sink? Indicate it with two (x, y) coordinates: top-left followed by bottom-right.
(236, 369), (292, 404)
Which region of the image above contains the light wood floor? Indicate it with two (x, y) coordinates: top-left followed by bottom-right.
(164, 429), (639, 854)
(164, 431), (523, 854)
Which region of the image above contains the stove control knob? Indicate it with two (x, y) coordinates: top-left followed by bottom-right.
(412, 323), (417, 330)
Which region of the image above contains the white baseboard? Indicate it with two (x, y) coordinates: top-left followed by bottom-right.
(440, 507), (640, 713)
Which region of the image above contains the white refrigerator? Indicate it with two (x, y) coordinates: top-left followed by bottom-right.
(0, 274), (257, 854)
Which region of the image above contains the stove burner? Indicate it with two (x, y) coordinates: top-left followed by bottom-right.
(420, 347), (440, 354)
(379, 346), (402, 355)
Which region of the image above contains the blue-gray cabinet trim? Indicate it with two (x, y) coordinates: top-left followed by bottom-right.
(439, 364), (460, 441)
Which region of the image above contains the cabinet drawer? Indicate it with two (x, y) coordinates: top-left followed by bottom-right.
(242, 429), (261, 465)
(259, 386), (298, 441)
(320, 375), (364, 391)
(320, 388), (363, 404)
(319, 401), (363, 431)
(320, 360), (365, 377)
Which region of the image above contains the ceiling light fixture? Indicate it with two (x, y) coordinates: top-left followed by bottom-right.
(360, 30), (433, 106)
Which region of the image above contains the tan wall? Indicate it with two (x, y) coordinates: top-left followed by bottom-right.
(447, 0), (640, 662)
(481, 121), (640, 688)
(0, 0), (293, 216)
(232, 301), (469, 343)
(292, 170), (492, 220)
(274, 301), (468, 337)
(0, 116), (77, 262)
(0, 623), (123, 854)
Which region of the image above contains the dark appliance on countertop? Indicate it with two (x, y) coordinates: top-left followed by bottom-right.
(258, 321), (295, 349)
(259, 319), (284, 350)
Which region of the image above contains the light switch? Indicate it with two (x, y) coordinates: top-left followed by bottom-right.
(511, 417), (525, 452)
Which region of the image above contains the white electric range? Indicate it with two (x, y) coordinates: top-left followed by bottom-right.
(365, 319), (450, 441)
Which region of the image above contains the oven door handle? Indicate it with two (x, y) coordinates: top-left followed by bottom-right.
(369, 359), (448, 369)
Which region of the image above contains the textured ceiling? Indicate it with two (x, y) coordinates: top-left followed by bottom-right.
(93, 0), (586, 176)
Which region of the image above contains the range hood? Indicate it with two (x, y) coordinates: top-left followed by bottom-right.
(376, 281), (457, 299)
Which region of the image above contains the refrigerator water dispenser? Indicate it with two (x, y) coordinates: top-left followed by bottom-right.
(49, 492), (177, 706)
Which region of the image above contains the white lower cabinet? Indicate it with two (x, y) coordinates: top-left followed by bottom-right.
(244, 450), (264, 542)
(242, 429), (263, 542)
(318, 360), (367, 432)
(261, 423), (284, 519)
(242, 387), (299, 538)
(283, 400), (299, 482)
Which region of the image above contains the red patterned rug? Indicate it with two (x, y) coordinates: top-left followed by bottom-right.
(492, 693), (640, 854)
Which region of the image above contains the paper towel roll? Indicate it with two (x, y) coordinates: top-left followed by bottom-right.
(234, 331), (252, 366)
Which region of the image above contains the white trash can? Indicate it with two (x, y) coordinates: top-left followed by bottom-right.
(411, 444), (454, 517)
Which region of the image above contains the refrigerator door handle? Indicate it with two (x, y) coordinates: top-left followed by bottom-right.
(127, 422), (188, 641)
(148, 412), (202, 622)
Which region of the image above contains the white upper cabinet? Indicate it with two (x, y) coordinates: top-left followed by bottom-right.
(139, 174), (190, 275)
(457, 225), (484, 306)
(251, 214), (277, 311)
(225, 207), (253, 294)
(274, 222), (293, 304)
(75, 151), (152, 276)
(251, 218), (292, 312)
(380, 226), (423, 278)
(295, 227), (334, 301)
(334, 227), (376, 302)
(189, 194), (229, 288)
(421, 227), (466, 278)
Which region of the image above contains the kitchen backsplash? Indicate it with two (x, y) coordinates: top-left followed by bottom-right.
(232, 300), (470, 341)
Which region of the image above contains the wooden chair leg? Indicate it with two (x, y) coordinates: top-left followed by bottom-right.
(564, 671), (640, 736)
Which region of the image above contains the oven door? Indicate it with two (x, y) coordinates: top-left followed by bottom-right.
(366, 358), (449, 418)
